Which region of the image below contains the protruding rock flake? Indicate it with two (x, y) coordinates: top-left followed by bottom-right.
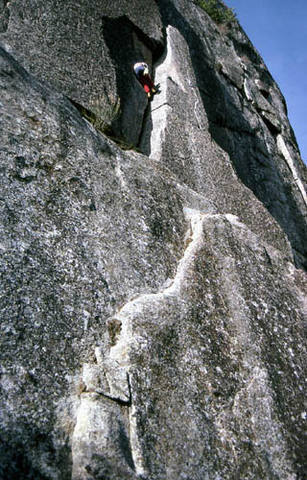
(0, 0), (306, 479)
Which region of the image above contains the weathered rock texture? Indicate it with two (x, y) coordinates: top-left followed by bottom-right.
(0, 1), (306, 479)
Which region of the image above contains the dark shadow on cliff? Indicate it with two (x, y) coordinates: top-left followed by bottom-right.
(156, 0), (307, 270)
(0, 432), (71, 480)
(101, 16), (164, 147)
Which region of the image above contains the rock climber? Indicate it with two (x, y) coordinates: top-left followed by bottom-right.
(133, 62), (160, 100)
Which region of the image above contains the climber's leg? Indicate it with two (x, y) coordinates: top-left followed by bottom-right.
(144, 74), (155, 90)
(142, 83), (152, 98)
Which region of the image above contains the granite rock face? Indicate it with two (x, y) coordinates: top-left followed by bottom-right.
(0, 1), (306, 479)
(142, 0), (307, 269)
(0, 0), (164, 145)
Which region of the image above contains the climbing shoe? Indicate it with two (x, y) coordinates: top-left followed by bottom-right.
(153, 85), (161, 95)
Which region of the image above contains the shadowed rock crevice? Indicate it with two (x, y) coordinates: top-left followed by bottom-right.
(101, 15), (165, 146)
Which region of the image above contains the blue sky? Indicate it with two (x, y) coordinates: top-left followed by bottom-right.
(228, 0), (307, 162)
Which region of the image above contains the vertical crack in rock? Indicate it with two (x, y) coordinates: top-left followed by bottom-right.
(105, 208), (206, 477)
(135, 26), (167, 150)
(73, 209), (207, 478)
(276, 134), (307, 207)
(139, 25), (207, 159)
(101, 16), (151, 146)
(139, 26), (174, 158)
